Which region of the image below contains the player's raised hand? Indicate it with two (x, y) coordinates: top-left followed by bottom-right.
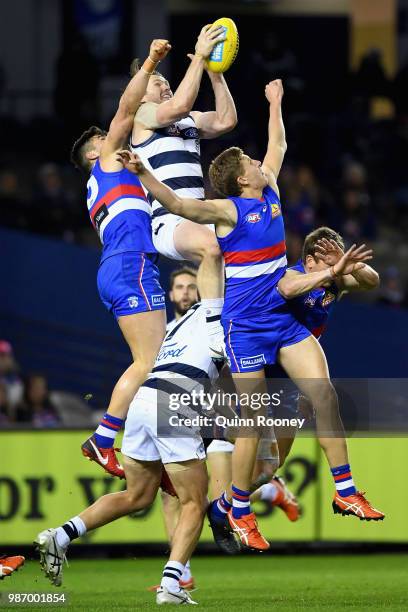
(116, 150), (146, 174)
(149, 39), (172, 63)
(316, 238), (373, 268)
(331, 243), (373, 277)
(195, 24), (226, 59)
(265, 79), (284, 105)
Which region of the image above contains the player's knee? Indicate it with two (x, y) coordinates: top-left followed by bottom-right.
(125, 487), (156, 511)
(195, 234), (222, 261)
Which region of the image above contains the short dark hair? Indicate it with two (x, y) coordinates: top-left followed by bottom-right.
(70, 126), (107, 173)
(169, 266), (197, 290)
(302, 226), (345, 262)
(129, 58), (164, 79)
(209, 147), (244, 197)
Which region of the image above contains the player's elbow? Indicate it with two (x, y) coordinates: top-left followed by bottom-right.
(278, 279), (295, 300)
(222, 114), (238, 132)
(366, 272), (380, 290)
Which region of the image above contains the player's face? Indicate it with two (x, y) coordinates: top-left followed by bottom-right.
(89, 134), (106, 158)
(169, 274), (198, 318)
(240, 155), (268, 190)
(144, 76), (173, 104)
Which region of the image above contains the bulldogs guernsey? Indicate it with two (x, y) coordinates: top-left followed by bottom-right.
(87, 159), (155, 260)
(217, 185), (310, 373)
(87, 160), (165, 318)
(288, 260), (339, 339)
(130, 115), (204, 219)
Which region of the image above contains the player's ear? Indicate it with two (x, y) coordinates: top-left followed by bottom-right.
(85, 148), (99, 162)
(169, 290), (174, 302)
(237, 174), (248, 187)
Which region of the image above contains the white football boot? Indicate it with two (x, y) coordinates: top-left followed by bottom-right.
(156, 586), (198, 605)
(34, 528), (67, 586)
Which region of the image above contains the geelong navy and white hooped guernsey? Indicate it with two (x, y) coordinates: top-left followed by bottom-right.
(87, 159), (156, 262)
(121, 304), (215, 464)
(130, 115), (204, 219)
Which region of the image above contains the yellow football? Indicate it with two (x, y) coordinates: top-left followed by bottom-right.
(206, 17), (239, 73)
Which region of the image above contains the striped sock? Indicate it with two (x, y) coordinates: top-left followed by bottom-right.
(331, 463), (357, 497)
(210, 491), (232, 521)
(56, 516), (87, 548)
(231, 484), (251, 519)
(94, 413), (123, 448)
(161, 561), (184, 593)
(202, 298), (224, 351)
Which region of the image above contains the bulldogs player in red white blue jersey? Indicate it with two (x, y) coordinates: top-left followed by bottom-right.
(116, 79), (385, 548)
(70, 40), (170, 478)
(129, 24), (237, 360)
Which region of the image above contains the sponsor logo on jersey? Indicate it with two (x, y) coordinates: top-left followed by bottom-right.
(128, 295), (139, 308)
(94, 203), (109, 231)
(245, 212), (262, 224)
(151, 294), (165, 306)
(304, 295), (317, 308)
(271, 203), (281, 218)
(183, 127), (199, 139)
(240, 354), (266, 369)
(322, 291), (336, 307)
(157, 341), (187, 361)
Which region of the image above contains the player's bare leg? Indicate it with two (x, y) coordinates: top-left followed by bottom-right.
(35, 456), (161, 586)
(174, 220), (225, 358)
(279, 335), (384, 521)
(82, 309), (166, 478)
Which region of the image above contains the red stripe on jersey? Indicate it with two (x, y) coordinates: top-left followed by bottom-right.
(90, 184), (147, 223)
(224, 240), (286, 265)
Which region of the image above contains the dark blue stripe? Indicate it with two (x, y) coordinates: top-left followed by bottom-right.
(162, 176), (204, 191)
(152, 362), (209, 380)
(142, 378), (189, 396)
(152, 207), (170, 218)
(148, 151), (201, 170)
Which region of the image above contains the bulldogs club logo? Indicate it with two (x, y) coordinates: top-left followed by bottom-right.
(322, 291), (336, 307)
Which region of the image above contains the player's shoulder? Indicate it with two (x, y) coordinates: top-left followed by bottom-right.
(263, 183), (280, 202)
(288, 259), (305, 274)
(134, 102), (160, 130)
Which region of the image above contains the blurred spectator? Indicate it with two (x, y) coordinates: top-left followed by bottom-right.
(15, 374), (61, 428)
(352, 49), (390, 103)
(0, 340), (23, 407)
(377, 267), (406, 308)
(33, 163), (78, 240)
(0, 170), (28, 230)
(0, 381), (13, 426)
(279, 165), (316, 237)
(54, 33), (100, 134)
(338, 161), (377, 242)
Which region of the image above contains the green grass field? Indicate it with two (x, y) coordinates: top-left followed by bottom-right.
(2, 555), (408, 611)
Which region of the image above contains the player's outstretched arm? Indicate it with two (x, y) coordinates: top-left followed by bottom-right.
(278, 244), (373, 299)
(314, 238), (379, 292)
(262, 79), (287, 195)
(103, 39), (171, 158)
(148, 25), (226, 128)
(190, 70), (237, 139)
(116, 150), (236, 227)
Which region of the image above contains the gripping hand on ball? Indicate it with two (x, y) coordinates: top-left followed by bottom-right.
(195, 24), (226, 59)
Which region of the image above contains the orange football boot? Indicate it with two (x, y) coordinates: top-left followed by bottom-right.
(228, 511), (270, 551)
(333, 491), (385, 521)
(81, 435), (125, 479)
(0, 555), (25, 579)
(272, 476), (300, 522)
(147, 577), (195, 592)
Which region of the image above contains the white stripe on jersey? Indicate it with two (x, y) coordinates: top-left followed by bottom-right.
(147, 304), (218, 384)
(152, 162), (204, 183)
(99, 198), (152, 243)
(225, 255), (287, 279)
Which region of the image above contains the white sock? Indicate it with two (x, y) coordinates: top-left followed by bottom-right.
(259, 483), (278, 502)
(181, 560), (192, 582)
(56, 516), (87, 548)
(161, 560), (185, 593)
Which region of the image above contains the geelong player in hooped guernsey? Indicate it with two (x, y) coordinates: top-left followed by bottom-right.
(117, 79), (384, 550)
(70, 39), (171, 480)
